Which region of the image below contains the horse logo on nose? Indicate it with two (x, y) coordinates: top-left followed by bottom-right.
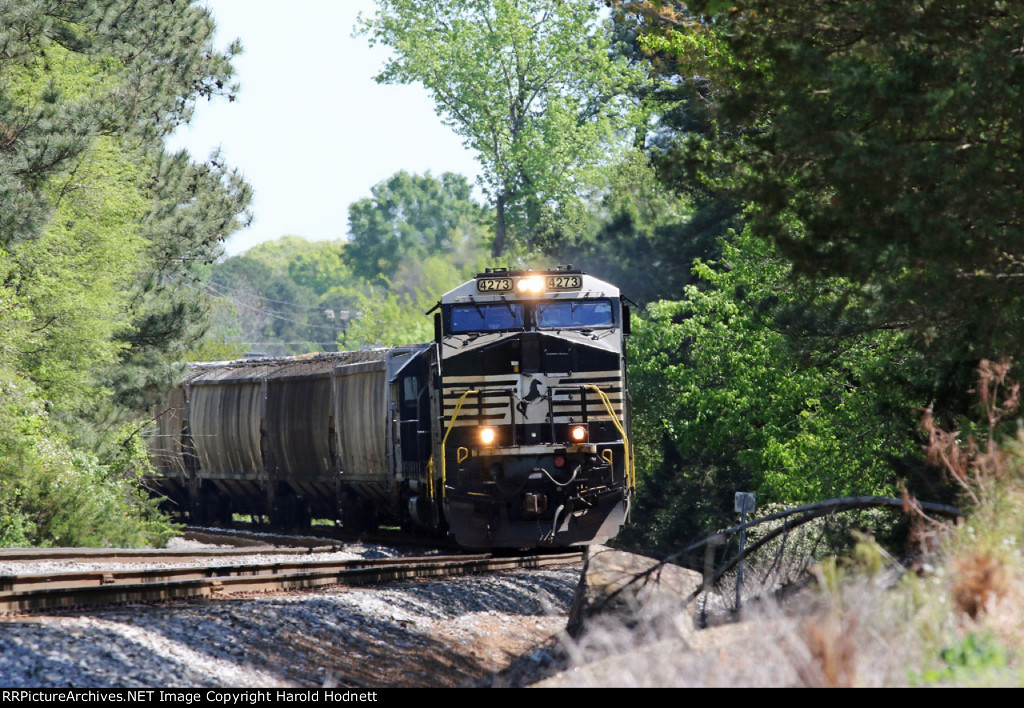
(516, 376), (545, 416)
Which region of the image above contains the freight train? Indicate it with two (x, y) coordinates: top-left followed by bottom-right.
(149, 266), (633, 549)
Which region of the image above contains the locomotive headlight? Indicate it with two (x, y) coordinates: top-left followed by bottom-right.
(570, 425), (587, 442)
(517, 275), (545, 294)
(480, 427), (496, 445)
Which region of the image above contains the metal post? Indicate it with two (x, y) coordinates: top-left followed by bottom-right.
(700, 533), (724, 629)
(734, 492), (756, 612)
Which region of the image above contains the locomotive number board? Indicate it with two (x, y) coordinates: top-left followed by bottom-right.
(545, 275), (582, 290)
(477, 277), (514, 292)
(476, 274), (583, 293)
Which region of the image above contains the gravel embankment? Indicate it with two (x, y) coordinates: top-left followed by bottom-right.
(0, 543), (579, 688)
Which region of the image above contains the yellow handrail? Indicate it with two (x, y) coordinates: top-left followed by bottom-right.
(440, 389), (479, 498)
(426, 456), (435, 500)
(584, 384), (634, 491)
(435, 386), (632, 496)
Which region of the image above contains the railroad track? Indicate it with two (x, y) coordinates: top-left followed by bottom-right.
(0, 545), (334, 564)
(179, 524), (409, 549)
(179, 523), (466, 552)
(0, 550), (584, 614)
(0, 527), (448, 565)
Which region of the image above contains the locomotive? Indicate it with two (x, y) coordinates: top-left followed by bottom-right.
(149, 266), (633, 549)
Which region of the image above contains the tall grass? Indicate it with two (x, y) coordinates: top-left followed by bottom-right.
(554, 360), (1024, 686)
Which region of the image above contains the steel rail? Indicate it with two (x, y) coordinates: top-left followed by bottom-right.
(0, 553), (490, 592)
(0, 551), (583, 614)
(0, 527), (456, 564)
(0, 546), (326, 563)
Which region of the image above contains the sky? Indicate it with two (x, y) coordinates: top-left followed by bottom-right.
(166, 0), (482, 256)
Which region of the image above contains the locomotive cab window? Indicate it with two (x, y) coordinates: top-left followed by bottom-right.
(448, 302), (525, 333)
(537, 299), (614, 330)
(402, 376), (418, 407)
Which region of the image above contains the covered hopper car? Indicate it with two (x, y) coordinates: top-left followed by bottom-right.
(149, 266), (634, 549)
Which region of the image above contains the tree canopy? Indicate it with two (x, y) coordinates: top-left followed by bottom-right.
(203, 238), (353, 357)
(345, 170), (489, 283)
(0, 0), (251, 546)
(632, 0), (1024, 368)
(626, 228), (920, 550)
(358, 0), (646, 255)
(200, 170), (496, 357)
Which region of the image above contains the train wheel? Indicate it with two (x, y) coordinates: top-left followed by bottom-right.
(340, 490), (361, 533)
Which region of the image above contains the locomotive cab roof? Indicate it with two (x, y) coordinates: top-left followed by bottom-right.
(441, 266), (620, 304)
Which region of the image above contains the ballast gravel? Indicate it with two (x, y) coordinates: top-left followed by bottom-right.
(0, 544), (579, 688)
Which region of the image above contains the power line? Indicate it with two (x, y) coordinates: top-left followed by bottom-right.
(206, 279), (325, 314)
(231, 297), (335, 329)
(205, 289), (348, 341)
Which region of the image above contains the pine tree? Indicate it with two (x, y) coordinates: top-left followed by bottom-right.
(0, 0), (251, 546)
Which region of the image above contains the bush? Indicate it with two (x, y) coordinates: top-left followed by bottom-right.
(0, 375), (177, 548)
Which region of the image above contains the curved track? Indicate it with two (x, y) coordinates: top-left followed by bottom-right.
(0, 550), (583, 614)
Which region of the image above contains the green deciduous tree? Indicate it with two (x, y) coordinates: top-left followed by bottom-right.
(200, 224), (490, 357)
(0, 2), (250, 412)
(288, 242), (351, 297)
(358, 0), (646, 255)
(638, 0), (1024, 413)
(540, 2), (742, 305)
(203, 238), (371, 357)
(206, 249), (323, 357)
(345, 171), (490, 283)
(627, 229), (918, 549)
(554, 144), (709, 304)
(13, 137), (145, 412)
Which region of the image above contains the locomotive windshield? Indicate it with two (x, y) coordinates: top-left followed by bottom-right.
(537, 299), (614, 329)
(449, 302), (525, 333)
(447, 298), (616, 334)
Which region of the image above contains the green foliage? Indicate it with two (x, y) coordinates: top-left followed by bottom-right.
(206, 250), (327, 357)
(0, 1), (241, 245)
(569, 3), (744, 305)
(915, 633), (1013, 686)
(198, 170), (499, 356)
(894, 407), (1024, 686)
(346, 171), (489, 283)
(0, 1), (250, 547)
(201, 233), (491, 355)
(289, 243), (352, 296)
(641, 0), (1024, 416)
(627, 230), (916, 549)
(10, 136), (146, 412)
(342, 253), (480, 350)
(343, 286), (436, 350)
(358, 0), (647, 255)
(244, 236), (328, 275)
(201, 238), (365, 357)
(554, 148), (711, 304)
(602, 0), (1024, 555)
(185, 334), (247, 364)
(0, 369), (177, 548)
(0, 487), (35, 547)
